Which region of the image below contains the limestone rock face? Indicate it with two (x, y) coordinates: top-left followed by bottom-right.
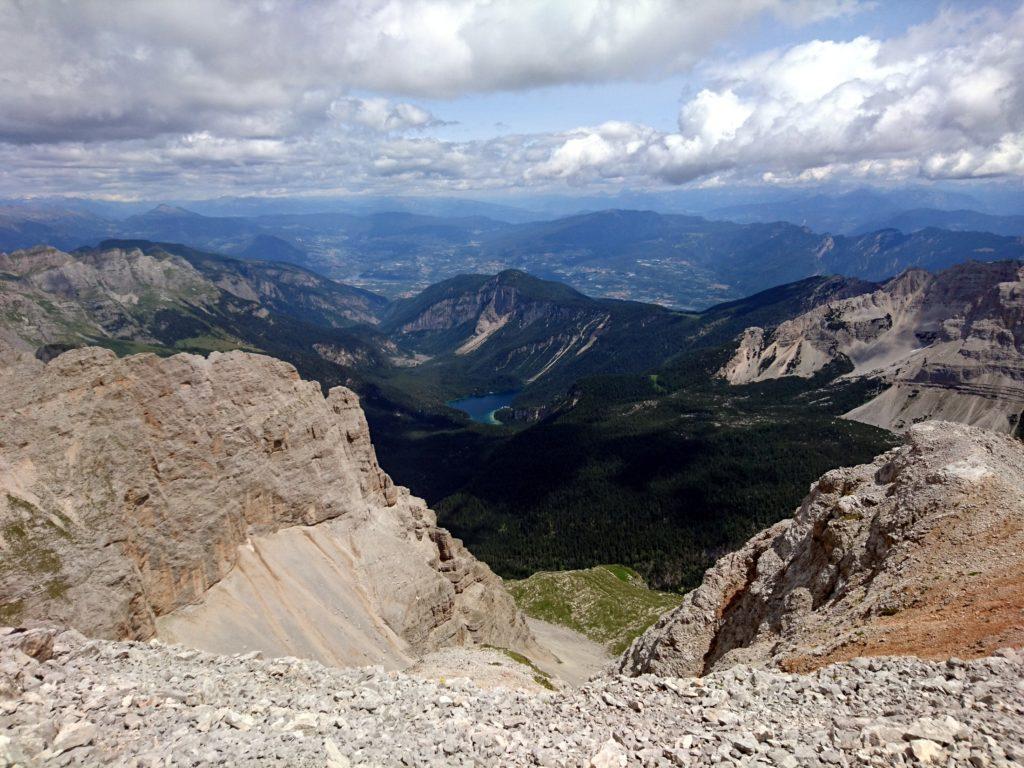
(0, 347), (534, 667)
(619, 421), (1024, 677)
(720, 261), (1024, 433)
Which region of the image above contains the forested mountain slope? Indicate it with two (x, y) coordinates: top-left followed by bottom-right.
(434, 345), (896, 591)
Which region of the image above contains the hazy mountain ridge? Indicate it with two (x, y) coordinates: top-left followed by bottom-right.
(875, 208), (1024, 237)
(4, 201), (1024, 309)
(0, 204), (116, 250)
(705, 186), (1022, 233)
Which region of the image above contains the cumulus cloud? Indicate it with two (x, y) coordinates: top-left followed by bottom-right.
(0, 0), (1021, 197)
(526, 123), (657, 183)
(0, 0), (857, 145)
(329, 98), (442, 133)
(533, 4), (1024, 185)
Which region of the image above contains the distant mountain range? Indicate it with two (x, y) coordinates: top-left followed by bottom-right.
(3, 201), (1023, 310)
(872, 208), (1024, 236)
(2, 191), (1024, 309)
(706, 187), (987, 234)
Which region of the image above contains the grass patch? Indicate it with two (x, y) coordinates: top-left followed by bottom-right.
(2, 494), (66, 576)
(174, 334), (260, 353)
(0, 600), (24, 624)
(507, 565), (683, 654)
(5, 494), (40, 516)
(1, 521), (62, 574)
(483, 645), (557, 690)
(45, 578), (69, 600)
(601, 564), (641, 583)
(5, 494), (72, 538)
(90, 338), (176, 357)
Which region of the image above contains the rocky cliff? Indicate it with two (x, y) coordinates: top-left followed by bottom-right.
(619, 421), (1024, 677)
(0, 347), (534, 667)
(720, 261), (1024, 433)
(383, 270), (615, 377)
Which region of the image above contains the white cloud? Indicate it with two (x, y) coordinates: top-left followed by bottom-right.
(1, 0), (1022, 197)
(0, 0), (863, 144)
(532, 4), (1024, 185)
(329, 98), (441, 133)
(679, 90), (754, 145)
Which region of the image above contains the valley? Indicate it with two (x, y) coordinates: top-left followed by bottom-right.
(4, 239), (1021, 597)
(0, 237), (958, 598)
(5, 2), (1024, 764)
(507, 565), (683, 655)
(2, 236), (1023, 766)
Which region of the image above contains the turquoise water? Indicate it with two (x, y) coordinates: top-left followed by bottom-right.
(446, 391), (519, 425)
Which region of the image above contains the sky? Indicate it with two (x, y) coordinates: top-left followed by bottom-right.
(0, 0), (1022, 200)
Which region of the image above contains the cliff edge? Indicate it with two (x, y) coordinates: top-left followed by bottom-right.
(619, 421), (1024, 677)
(0, 347), (535, 668)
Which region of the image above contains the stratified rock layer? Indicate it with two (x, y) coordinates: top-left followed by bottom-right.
(721, 261), (1024, 433)
(0, 348), (534, 667)
(619, 421), (1024, 677)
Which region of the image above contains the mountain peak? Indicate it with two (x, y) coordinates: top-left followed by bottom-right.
(494, 268), (530, 280)
(147, 204), (199, 217)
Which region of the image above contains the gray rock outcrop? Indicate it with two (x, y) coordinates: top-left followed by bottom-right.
(0, 347), (535, 667)
(720, 261), (1024, 433)
(619, 421), (1024, 677)
(0, 245), (217, 349)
